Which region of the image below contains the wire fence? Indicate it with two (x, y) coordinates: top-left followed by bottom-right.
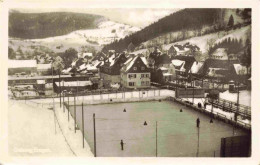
(61, 101), (245, 157)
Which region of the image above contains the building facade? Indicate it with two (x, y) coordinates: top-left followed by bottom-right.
(121, 56), (151, 89)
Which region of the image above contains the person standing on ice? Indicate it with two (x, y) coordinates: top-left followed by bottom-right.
(120, 140), (125, 150)
(196, 117), (200, 128)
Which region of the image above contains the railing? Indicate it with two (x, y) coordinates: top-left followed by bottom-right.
(172, 97), (251, 130)
(208, 98), (251, 119)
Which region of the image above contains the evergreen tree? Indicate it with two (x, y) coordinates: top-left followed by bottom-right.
(227, 15), (234, 27)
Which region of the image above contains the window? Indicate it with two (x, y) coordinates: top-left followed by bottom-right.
(141, 74), (145, 78)
(129, 82), (135, 86)
(141, 66), (145, 70)
(128, 74), (136, 79)
(146, 74), (150, 78)
(141, 81), (145, 86)
(146, 81), (150, 85)
(133, 67), (137, 70)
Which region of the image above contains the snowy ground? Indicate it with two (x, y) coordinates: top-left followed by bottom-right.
(8, 99), (93, 156)
(9, 20), (140, 54)
(180, 98), (250, 125)
(219, 90), (251, 107)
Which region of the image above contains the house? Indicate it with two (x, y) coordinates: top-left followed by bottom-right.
(171, 56), (196, 78)
(78, 52), (93, 59)
(158, 64), (176, 82)
(37, 63), (52, 75)
(168, 45), (177, 57)
(210, 48), (229, 60)
(120, 56), (151, 89)
(198, 58), (240, 82)
(92, 52), (107, 61)
(99, 53), (127, 87)
(154, 54), (172, 68)
(8, 60), (37, 75)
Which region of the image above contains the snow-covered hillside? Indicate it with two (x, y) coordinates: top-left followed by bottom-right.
(133, 25), (251, 60)
(9, 20), (140, 53)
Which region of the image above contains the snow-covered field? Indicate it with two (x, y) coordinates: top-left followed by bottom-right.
(8, 99), (93, 156)
(134, 25), (251, 59)
(9, 20), (140, 53)
(219, 90), (251, 107)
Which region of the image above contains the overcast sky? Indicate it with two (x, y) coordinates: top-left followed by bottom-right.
(12, 8), (181, 28)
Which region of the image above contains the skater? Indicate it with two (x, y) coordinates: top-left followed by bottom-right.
(196, 117), (200, 128)
(120, 140), (125, 150)
(204, 103), (207, 109)
(198, 102), (201, 108)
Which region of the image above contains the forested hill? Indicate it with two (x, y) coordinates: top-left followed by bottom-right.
(102, 9), (223, 52)
(9, 12), (105, 39)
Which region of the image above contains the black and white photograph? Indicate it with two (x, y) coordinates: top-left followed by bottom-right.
(1, 0), (260, 164)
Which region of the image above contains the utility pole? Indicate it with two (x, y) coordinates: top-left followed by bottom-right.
(52, 64), (56, 135)
(59, 71), (61, 108)
(68, 94), (70, 122)
(82, 102), (84, 148)
(235, 81), (239, 122)
(191, 72), (194, 104)
(93, 113), (97, 157)
(74, 95), (76, 133)
(62, 81), (65, 113)
(196, 127), (200, 157)
(156, 121), (158, 157)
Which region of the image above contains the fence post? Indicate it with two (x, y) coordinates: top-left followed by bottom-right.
(68, 95), (70, 122)
(82, 102), (84, 148)
(63, 92), (65, 113)
(156, 121), (158, 157)
(196, 127), (200, 157)
(74, 95), (76, 133)
(93, 113), (97, 157)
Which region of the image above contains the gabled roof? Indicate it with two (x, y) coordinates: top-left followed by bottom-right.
(121, 56), (148, 73)
(190, 61), (204, 74)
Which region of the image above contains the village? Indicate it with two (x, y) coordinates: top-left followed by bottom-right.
(7, 8), (252, 157)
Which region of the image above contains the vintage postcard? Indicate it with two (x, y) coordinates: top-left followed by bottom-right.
(0, 0), (259, 165)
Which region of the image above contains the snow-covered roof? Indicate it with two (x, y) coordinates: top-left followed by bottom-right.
(124, 57), (133, 65)
(83, 53), (93, 58)
(190, 62), (203, 74)
(171, 59), (185, 67)
(163, 73), (173, 76)
(110, 83), (120, 89)
(159, 67), (168, 71)
(207, 68), (227, 77)
(108, 54), (116, 66)
(233, 64), (247, 75)
(122, 56), (148, 72)
(71, 59), (78, 67)
(8, 60), (37, 68)
(37, 80), (46, 84)
(62, 67), (72, 74)
(126, 56), (138, 72)
(211, 48), (228, 60)
(37, 63), (52, 70)
(131, 49), (148, 55)
(56, 81), (92, 87)
(78, 63), (87, 71)
(140, 57), (148, 66)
